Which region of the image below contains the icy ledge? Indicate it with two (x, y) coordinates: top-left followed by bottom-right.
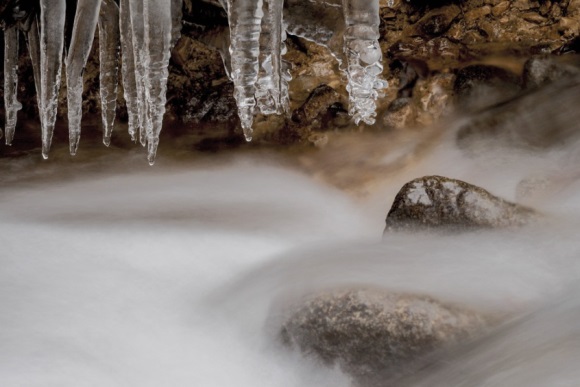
(1, 0), (386, 163)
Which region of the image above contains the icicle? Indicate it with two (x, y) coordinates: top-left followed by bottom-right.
(119, 0), (139, 142)
(256, 0), (290, 116)
(39, 0), (66, 159)
(26, 17), (43, 123)
(341, 0), (386, 125)
(65, 0), (101, 155)
(225, 0), (264, 141)
(98, 0), (120, 147)
(143, 0), (173, 165)
(3, 26), (22, 145)
(128, 0), (148, 147)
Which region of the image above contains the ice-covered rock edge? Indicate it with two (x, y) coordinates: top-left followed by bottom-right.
(2, 0), (386, 164)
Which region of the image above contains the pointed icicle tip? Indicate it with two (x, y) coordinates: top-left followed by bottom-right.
(42, 139), (52, 160)
(69, 137), (80, 156)
(103, 136), (111, 147)
(147, 150), (157, 166)
(147, 138), (159, 166)
(242, 124), (253, 142)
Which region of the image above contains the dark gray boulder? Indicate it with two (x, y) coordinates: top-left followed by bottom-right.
(384, 175), (537, 232)
(280, 288), (490, 387)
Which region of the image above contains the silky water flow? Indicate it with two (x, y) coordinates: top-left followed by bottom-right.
(1, 119), (580, 386)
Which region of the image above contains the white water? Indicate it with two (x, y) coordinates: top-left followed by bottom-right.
(1, 131), (580, 386)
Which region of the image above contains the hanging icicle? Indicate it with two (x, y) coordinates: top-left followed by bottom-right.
(3, 25), (22, 145)
(39, 0), (66, 159)
(341, 0), (386, 125)
(225, 0), (264, 141)
(255, 0), (290, 116)
(119, 0), (139, 142)
(98, 0), (121, 147)
(26, 17), (43, 127)
(128, 0), (148, 146)
(65, 0), (101, 155)
(142, 0), (174, 165)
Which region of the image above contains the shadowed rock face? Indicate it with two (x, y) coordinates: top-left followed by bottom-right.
(280, 288), (490, 387)
(384, 176), (538, 232)
(457, 74), (580, 151)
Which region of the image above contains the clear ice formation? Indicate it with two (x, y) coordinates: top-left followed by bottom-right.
(143, 0), (174, 165)
(256, 0), (291, 116)
(128, 0), (148, 147)
(125, 0), (177, 164)
(1, 0), (386, 162)
(286, 0), (386, 124)
(223, 0), (384, 137)
(98, 0), (120, 146)
(342, 0), (386, 125)
(98, 0), (121, 147)
(39, 0), (66, 159)
(3, 25), (22, 145)
(225, 0), (264, 141)
(66, 0), (101, 155)
(119, 0), (139, 142)
(26, 18), (43, 124)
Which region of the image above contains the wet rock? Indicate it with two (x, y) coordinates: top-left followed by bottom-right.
(457, 75), (580, 149)
(414, 73), (455, 125)
(463, 6), (492, 25)
(454, 64), (522, 111)
(410, 5), (461, 38)
(384, 176), (537, 232)
(292, 84), (344, 127)
(491, 2), (510, 17)
(389, 36), (468, 73)
(280, 288), (490, 387)
(523, 56), (580, 89)
(382, 97), (417, 130)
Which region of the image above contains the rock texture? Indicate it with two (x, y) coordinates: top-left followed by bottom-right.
(280, 288), (490, 387)
(385, 175), (538, 232)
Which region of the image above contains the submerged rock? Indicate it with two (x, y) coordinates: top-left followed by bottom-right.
(457, 75), (580, 150)
(453, 64), (522, 111)
(384, 176), (537, 232)
(280, 288), (490, 387)
(523, 55), (580, 89)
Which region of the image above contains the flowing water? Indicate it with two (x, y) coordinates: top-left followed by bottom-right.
(1, 121), (580, 386)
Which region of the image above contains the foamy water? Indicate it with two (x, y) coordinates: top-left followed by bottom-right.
(1, 130), (580, 386)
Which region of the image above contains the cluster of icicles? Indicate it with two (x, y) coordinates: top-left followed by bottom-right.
(2, 0), (386, 165)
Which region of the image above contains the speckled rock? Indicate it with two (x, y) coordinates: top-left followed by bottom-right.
(280, 288), (490, 387)
(384, 176), (538, 232)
